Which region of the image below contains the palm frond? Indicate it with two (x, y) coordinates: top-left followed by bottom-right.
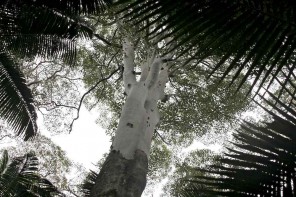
(0, 0), (110, 139)
(0, 53), (37, 140)
(0, 150), (63, 197)
(179, 99), (296, 196)
(80, 170), (99, 196)
(0, 4), (96, 64)
(117, 0), (296, 95)
(0, 0), (112, 15)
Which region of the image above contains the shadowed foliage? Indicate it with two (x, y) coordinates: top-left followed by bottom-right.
(0, 0), (112, 15)
(179, 94), (296, 197)
(0, 150), (64, 196)
(80, 170), (99, 196)
(116, 0), (296, 96)
(0, 54), (37, 140)
(0, 0), (111, 140)
(2, 0), (296, 141)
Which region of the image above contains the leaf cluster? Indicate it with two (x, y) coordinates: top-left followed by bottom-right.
(0, 150), (64, 196)
(0, 0), (111, 140)
(117, 0), (296, 96)
(180, 94), (296, 197)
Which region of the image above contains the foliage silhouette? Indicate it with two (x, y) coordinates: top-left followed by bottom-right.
(0, 0), (110, 140)
(0, 150), (63, 196)
(180, 93), (296, 197)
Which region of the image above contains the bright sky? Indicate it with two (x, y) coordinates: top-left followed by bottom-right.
(39, 106), (111, 171)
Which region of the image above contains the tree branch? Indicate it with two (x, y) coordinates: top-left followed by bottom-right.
(27, 67), (63, 86)
(69, 68), (120, 133)
(140, 49), (156, 82)
(122, 37), (137, 93)
(93, 34), (120, 48)
(0, 134), (12, 141)
(51, 101), (78, 110)
(155, 130), (171, 146)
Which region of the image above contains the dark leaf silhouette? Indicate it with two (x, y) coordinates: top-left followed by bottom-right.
(180, 95), (296, 197)
(117, 0), (296, 95)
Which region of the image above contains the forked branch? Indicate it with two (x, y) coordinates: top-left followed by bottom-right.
(69, 68), (120, 133)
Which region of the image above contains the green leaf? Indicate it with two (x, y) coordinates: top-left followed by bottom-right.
(0, 53), (37, 140)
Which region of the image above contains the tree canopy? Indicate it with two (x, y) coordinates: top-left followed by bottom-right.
(1, 0), (296, 196)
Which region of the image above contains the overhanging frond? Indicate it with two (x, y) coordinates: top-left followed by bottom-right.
(0, 3), (96, 64)
(117, 0), (296, 95)
(0, 53), (37, 140)
(0, 0), (112, 15)
(179, 97), (296, 196)
(80, 170), (99, 196)
(0, 150), (8, 175)
(0, 151), (63, 196)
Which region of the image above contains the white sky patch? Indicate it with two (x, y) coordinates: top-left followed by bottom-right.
(182, 140), (222, 154)
(39, 105), (111, 170)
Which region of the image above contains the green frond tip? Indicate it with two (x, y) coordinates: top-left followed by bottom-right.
(0, 0), (113, 15)
(0, 2), (101, 65)
(0, 150), (9, 174)
(0, 53), (37, 140)
(179, 100), (296, 197)
(0, 150), (64, 196)
(80, 170), (99, 196)
(117, 0), (296, 94)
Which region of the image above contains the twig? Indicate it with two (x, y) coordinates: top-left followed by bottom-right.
(0, 134), (11, 141)
(93, 34), (120, 48)
(54, 75), (82, 81)
(27, 67), (63, 86)
(63, 185), (80, 197)
(26, 60), (54, 75)
(69, 68), (120, 133)
(36, 101), (78, 111)
(155, 130), (171, 146)
(51, 101), (78, 110)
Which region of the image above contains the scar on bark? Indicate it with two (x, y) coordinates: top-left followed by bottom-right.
(127, 123), (133, 128)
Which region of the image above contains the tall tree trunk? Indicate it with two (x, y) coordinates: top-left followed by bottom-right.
(89, 150), (148, 197)
(90, 37), (169, 196)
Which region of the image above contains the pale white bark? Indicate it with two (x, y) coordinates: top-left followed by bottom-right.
(157, 65), (169, 101)
(140, 50), (156, 82)
(146, 58), (163, 89)
(112, 81), (148, 159)
(112, 38), (169, 159)
(122, 37), (136, 95)
(139, 64), (169, 153)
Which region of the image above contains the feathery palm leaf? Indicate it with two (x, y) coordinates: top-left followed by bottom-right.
(0, 53), (37, 140)
(80, 170), (99, 196)
(0, 0), (111, 139)
(117, 0), (296, 95)
(0, 150), (63, 197)
(180, 95), (296, 197)
(0, 0), (112, 15)
(0, 3), (97, 64)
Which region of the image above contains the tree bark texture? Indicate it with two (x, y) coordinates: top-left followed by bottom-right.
(90, 36), (170, 197)
(90, 150), (148, 197)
